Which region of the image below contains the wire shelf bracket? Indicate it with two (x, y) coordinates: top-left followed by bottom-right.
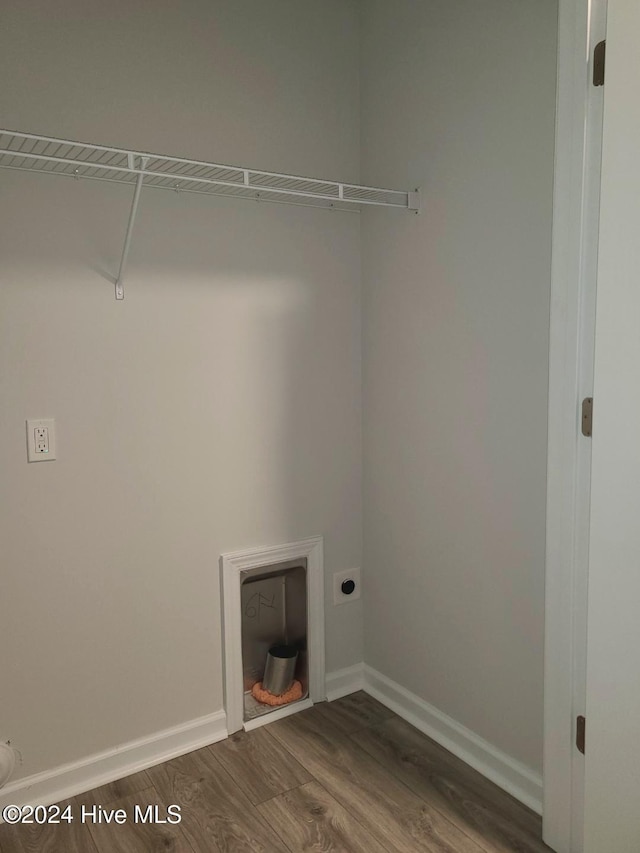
(114, 155), (148, 300)
(0, 129), (421, 300)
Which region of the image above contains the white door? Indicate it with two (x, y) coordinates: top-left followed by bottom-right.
(583, 0), (640, 849)
(543, 0), (605, 848)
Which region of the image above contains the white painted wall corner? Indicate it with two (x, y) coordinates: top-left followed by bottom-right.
(325, 662), (366, 700)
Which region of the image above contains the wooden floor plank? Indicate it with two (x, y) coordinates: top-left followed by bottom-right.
(0, 799), (99, 853)
(267, 707), (487, 853)
(147, 746), (289, 852)
(356, 715), (545, 833)
(314, 691), (394, 734)
(0, 694), (551, 853)
(212, 726), (312, 805)
(257, 779), (388, 853)
(0, 827), (9, 853)
(352, 717), (552, 853)
(367, 717), (543, 834)
(0, 826), (23, 853)
(75, 769), (153, 808)
(86, 786), (192, 853)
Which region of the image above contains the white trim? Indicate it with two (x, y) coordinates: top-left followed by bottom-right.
(220, 536), (325, 734)
(0, 710), (227, 816)
(363, 666), (543, 815)
(545, 0), (605, 849)
(326, 663), (365, 701)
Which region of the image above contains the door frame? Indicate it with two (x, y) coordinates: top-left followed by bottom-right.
(544, 0), (606, 849)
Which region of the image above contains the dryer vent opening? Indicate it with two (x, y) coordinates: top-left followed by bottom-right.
(221, 536), (325, 734)
(241, 561), (308, 722)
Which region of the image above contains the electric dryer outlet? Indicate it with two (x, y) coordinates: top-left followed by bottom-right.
(333, 568), (361, 605)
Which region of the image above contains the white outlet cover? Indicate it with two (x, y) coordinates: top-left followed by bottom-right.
(333, 567), (361, 606)
(26, 418), (56, 462)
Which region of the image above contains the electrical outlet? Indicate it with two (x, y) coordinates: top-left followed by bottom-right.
(333, 568), (361, 606)
(26, 419), (56, 462)
(34, 427), (49, 454)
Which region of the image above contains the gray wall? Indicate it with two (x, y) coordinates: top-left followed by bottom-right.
(0, 0), (363, 781)
(360, 0), (557, 771)
(0, 0), (559, 788)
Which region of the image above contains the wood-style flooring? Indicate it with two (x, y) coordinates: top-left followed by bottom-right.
(0, 692), (552, 852)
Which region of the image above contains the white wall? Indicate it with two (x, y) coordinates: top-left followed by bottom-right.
(360, 0), (557, 771)
(584, 0), (640, 847)
(0, 0), (363, 781)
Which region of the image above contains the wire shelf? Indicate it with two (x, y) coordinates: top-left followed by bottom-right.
(0, 129), (418, 213)
(0, 128), (420, 299)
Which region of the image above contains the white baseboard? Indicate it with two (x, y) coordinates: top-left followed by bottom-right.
(0, 710), (227, 815)
(1, 660), (359, 814)
(1, 667), (542, 818)
(363, 666), (543, 814)
(325, 663), (365, 701)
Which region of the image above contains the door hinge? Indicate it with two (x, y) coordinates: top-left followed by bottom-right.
(582, 397), (593, 437)
(593, 40), (606, 87)
(576, 715), (586, 755)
